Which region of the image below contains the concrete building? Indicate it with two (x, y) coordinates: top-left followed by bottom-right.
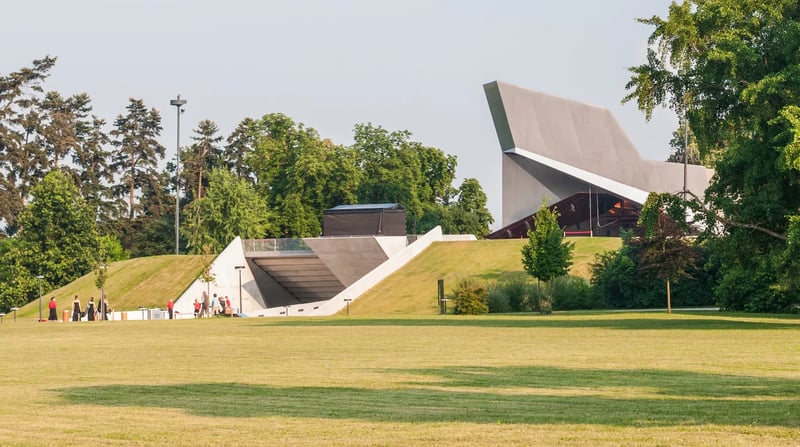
(484, 81), (713, 238)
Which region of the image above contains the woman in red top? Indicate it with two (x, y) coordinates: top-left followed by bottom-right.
(166, 299), (174, 320)
(47, 297), (58, 321)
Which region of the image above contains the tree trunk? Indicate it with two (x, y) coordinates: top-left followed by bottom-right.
(666, 280), (672, 314)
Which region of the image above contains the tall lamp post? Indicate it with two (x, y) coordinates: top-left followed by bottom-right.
(36, 275), (44, 322)
(169, 94), (187, 255)
(234, 265), (245, 314)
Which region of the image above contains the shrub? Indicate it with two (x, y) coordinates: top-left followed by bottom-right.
(550, 275), (599, 310)
(449, 278), (488, 315)
(486, 283), (511, 313)
(500, 273), (533, 312)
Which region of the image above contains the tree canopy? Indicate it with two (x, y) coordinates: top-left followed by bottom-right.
(624, 0), (800, 311)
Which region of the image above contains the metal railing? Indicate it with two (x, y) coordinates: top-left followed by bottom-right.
(242, 238), (311, 254)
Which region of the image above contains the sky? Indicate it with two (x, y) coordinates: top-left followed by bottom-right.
(3, 0), (678, 229)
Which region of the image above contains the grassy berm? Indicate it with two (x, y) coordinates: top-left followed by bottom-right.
(17, 237), (619, 317)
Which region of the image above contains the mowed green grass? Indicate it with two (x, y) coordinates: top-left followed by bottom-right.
(16, 255), (206, 319)
(350, 237), (620, 315)
(0, 312), (797, 446)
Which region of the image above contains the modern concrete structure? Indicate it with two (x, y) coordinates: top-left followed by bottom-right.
(484, 81), (714, 238)
(174, 228), (475, 317)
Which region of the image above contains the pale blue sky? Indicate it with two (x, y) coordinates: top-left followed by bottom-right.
(3, 0), (676, 228)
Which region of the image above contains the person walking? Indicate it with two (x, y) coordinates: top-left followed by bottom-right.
(47, 297), (58, 321)
(71, 295), (81, 321)
(86, 297), (96, 321)
(167, 298), (174, 320)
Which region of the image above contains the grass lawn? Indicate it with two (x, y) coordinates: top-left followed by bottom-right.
(350, 238), (620, 315)
(15, 255), (206, 319)
(0, 312), (797, 446)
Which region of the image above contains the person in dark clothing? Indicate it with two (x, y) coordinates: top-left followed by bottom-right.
(71, 295), (81, 321)
(47, 297), (57, 321)
(86, 297), (96, 321)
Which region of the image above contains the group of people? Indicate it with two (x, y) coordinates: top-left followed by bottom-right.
(192, 292), (232, 318)
(55, 295), (111, 322)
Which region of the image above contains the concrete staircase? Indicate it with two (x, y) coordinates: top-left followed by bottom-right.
(249, 253), (344, 303)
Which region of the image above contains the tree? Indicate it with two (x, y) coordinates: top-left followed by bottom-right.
(182, 168), (276, 253)
(71, 115), (114, 225)
(109, 98), (165, 219)
(521, 200), (574, 311)
(248, 113), (360, 237)
(0, 56), (56, 230)
(623, 1), (800, 312)
(15, 170), (99, 293)
(444, 178), (494, 237)
(223, 117), (259, 182)
(632, 194), (700, 313)
(666, 123), (703, 166)
(184, 119), (223, 201)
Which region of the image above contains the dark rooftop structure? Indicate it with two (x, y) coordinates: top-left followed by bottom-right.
(323, 203), (406, 237)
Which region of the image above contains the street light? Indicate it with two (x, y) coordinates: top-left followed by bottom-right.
(234, 265), (245, 314)
(170, 94), (187, 255)
(36, 275), (44, 322)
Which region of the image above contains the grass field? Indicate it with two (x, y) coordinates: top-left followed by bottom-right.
(349, 237), (620, 315)
(1, 312), (797, 446)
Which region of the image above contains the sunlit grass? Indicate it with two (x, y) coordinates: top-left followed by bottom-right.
(0, 312), (797, 446)
(351, 238), (620, 315)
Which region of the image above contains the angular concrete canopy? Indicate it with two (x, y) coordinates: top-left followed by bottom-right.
(484, 81), (714, 227)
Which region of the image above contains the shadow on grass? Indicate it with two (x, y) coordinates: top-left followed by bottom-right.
(262, 316), (800, 330)
(55, 365), (800, 427)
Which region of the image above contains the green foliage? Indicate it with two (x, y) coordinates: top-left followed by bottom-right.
(521, 200), (574, 283)
(183, 119), (224, 202)
(624, 1), (800, 312)
(442, 178), (494, 237)
(0, 170), (99, 310)
(549, 276), (597, 311)
(98, 234), (129, 262)
(18, 170), (99, 283)
(248, 114), (360, 237)
(183, 168), (276, 253)
(590, 230), (715, 309)
(353, 123), (456, 234)
(109, 98), (165, 219)
(486, 284), (511, 313)
(448, 278), (488, 315)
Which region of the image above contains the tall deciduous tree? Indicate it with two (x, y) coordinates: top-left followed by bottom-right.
(444, 178), (494, 237)
(16, 170), (99, 292)
(248, 113), (360, 237)
(623, 0), (800, 311)
(182, 168), (276, 253)
(109, 99), (165, 219)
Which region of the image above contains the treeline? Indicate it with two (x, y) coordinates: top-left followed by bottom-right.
(0, 57), (493, 311)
